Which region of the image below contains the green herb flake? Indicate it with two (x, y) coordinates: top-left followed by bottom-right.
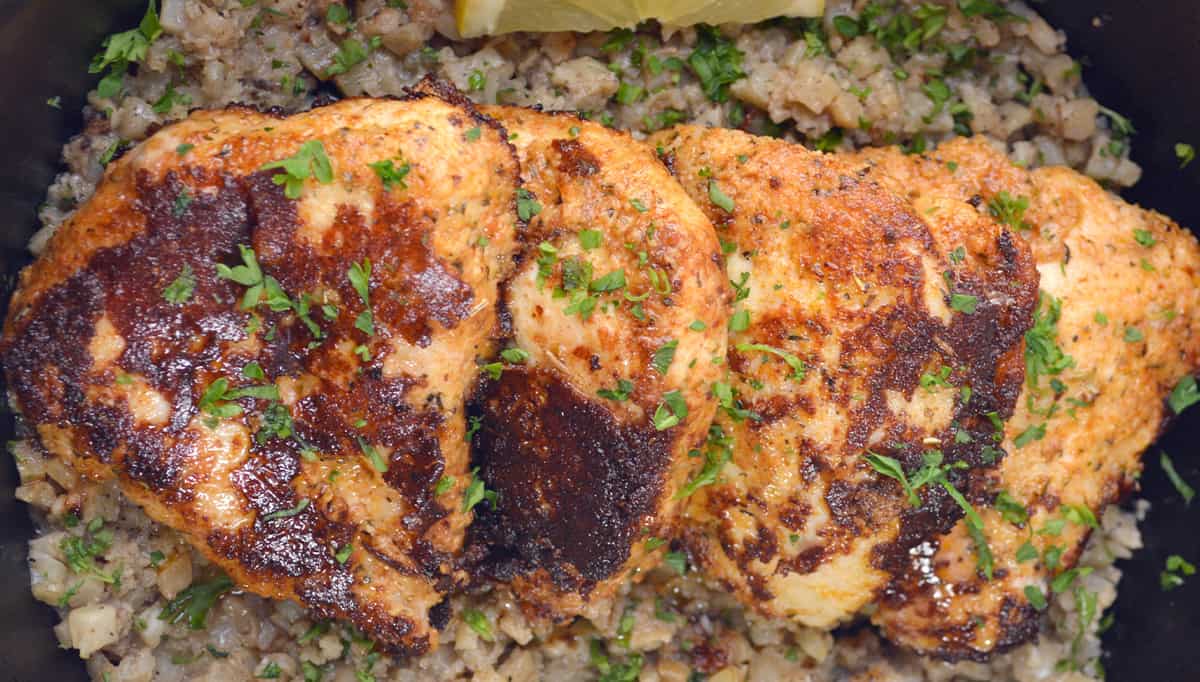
(708, 179), (735, 212)
(434, 475), (455, 496)
(1160, 450), (1195, 504)
(461, 468), (498, 513)
(598, 378), (635, 402)
(1024, 584), (1048, 610)
(162, 264), (196, 304)
(357, 438), (388, 473)
(1168, 375), (1200, 414)
(368, 158), (411, 192)
(653, 390), (688, 431)
(325, 4), (351, 24)
(260, 140), (334, 199)
(578, 229), (603, 250)
(1176, 142), (1196, 169)
(500, 347), (529, 364)
(988, 191), (1031, 230)
(159, 575), (234, 629)
(651, 340), (678, 375)
(326, 38), (370, 77)
(950, 292), (978, 314)
(994, 491), (1028, 525)
(262, 498), (309, 522)
(516, 188), (542, 221)
(462, 608), (493, 641)
(664, 551), (688, 574)
(1133, 228), (1157, 247)
(687, 25), (745, 102)
(735, 343), (806, 382)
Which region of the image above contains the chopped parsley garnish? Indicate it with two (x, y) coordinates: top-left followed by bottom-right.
(994, 491), (1028, 525)
(1013, 422), (1046, 448)
(152, 84), (192, 114)
(434, 476), (455, 496)
(357, 438), (387, 473)
(1168, 375), (1200, 414)
(172, 187), (193, 217)
(159, 575), (234, 630)
(325, 4), (350, 24)
(326, 38), (371, 77)
(176, 143), (194, 156)
(1123, 326), (1144, 343)
(500, 347), (529, 363)
(864, 450), (992, 577)
(664, 551), (688, 574)
(348, 259), (374, 336)
(1162, 554), (1196, 591)
(334, 544), (353, 565)
(1051, 566), (1092, 594)
(675, 424), (732, 498)
(687, 25), (745, 102)
(260, 140), (334, 199)
(590, 269), (626, 292)
(467, 69), (486, 91)
(1016, 541), (1038, 563)
(89, 0), (162, 99)
(464, 415), (482, 442)
(987, 191), (1030, 230)
(368, 158), (410, 191)
(708, 180), (735, 212)
(1160, 451), (1195, 505)
(578, 229), (603, 250)
(729, 308), (750, 332)
(261, 498), (309, 522)
(689, 320), (707, 331)
(516, 188), (542, 221)
(162, 264), (195, 304)
(949, 292), (978, 314)
(462, 468), (499, 513)
(1098, 104), (1135, 139)
(462, 608), (493, 641)
(1024, 584), (1048, 610)
(1024, 292), (1073, 388)
(1176, 143), (1196, 169)
(256, 662), (282, 679)
(1133, 228), (1157, 247)
(651, 340), (678, 375)
(735, 343), (806, 381)
(60, 519), (119, 584)
(598, 379), (635, 402)
(652, 390), (688, 430)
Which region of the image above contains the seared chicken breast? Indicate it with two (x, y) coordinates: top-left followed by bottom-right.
(648, 126), (1038, 628)
(846, 138), (1200, 660)
(1, 87), (521, 654)
(468, 108), (730, 619)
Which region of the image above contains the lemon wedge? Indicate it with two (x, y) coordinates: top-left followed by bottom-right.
(456, 0), (825, 38)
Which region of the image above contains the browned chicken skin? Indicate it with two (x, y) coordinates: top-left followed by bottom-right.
(649, 125), (1038, 630)
(1, 86), (522, 654)
(468, 107), (730, 619)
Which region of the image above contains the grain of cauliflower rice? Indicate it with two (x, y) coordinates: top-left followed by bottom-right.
(17, 0), (1149, 680)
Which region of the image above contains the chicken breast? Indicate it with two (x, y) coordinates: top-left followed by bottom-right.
(846, 138), (1200, 660)
(467, 108), (730, 619)
(647, 126), (1038, 628)
(1, 86), (522, 654)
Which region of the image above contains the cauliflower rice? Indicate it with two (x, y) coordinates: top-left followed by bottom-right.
(19, 0), (1148, 680)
